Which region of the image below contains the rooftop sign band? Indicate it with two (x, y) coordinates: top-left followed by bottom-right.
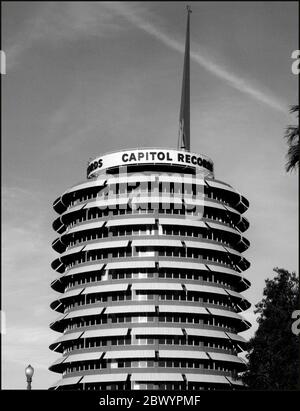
(87, 149), (214, 179)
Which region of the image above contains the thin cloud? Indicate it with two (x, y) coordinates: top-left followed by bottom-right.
(3, 324), (57, 369)
(5, 2), (287, 113)
(103, 2), (287, 113)
(5, 2), (126, 70)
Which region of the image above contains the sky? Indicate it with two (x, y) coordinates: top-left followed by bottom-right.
(1, 1), (298, 389)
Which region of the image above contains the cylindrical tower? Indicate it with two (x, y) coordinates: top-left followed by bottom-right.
(49, 148), (250, 390)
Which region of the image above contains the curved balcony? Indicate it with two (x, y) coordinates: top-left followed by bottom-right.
(52, 194), (249, 235)
(53, 174), (249, 216)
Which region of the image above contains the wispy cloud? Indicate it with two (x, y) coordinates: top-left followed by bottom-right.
(5, 2), (126, 70)
(2, 324), (57, 370)
(103, 2), (287, 113)
(2, 185), (55, 306)
(2, 185), (58, 387)
(5, 2), (287, 113)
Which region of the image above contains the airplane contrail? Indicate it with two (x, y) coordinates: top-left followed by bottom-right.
(103, 2), (287, 114)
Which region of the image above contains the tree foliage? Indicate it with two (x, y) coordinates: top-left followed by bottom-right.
(285, 105), (299, 172)
(243, 268), (299, 390)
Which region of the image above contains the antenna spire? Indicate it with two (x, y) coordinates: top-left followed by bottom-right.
(178, 5), (192, 152)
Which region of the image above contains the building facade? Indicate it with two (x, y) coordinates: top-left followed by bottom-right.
(49, 148), (251, 390)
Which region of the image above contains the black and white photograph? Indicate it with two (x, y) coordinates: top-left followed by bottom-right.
(1, 0), (299, 398)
